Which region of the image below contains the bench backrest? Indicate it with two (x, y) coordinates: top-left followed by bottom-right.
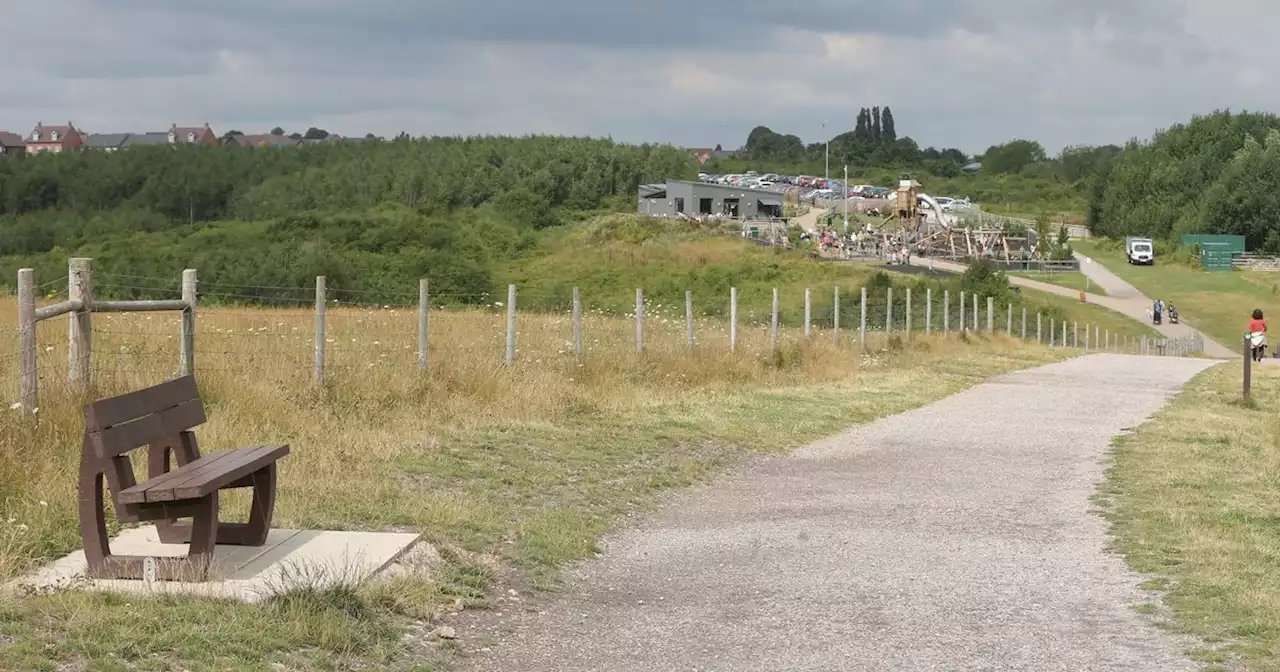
(85, 376), (206, 459)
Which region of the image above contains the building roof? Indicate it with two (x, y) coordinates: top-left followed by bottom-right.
(0, 132), (24, 148)
(27, 122), (78, 143)
(84, 133), (132, 149)
(122, 132), (171, 148)
(666, 179), (780, 197)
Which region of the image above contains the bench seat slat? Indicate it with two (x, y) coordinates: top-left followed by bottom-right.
(117, 444), (288, 504)
(88, 376), (199, 430)
(166, 445), (288, 502)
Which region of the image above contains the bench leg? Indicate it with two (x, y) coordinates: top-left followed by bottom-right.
(82, 492), (221, 582)
(78, 465), (112, 579)
(151, 463), (278, 547)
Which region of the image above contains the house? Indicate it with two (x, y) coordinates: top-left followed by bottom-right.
(0, 132), (25, 156)
(83, 133), (132, 152)
(25, 121), (84, 154)
(166, 123), (217, 145)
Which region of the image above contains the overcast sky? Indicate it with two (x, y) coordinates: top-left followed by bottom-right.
(2, 0), (1277, 155)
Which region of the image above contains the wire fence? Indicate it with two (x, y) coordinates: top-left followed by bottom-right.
(0, 261), (1206, 416)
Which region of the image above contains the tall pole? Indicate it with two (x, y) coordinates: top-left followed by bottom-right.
(843, 164), (849, 234)
(823, 119), (829, 190)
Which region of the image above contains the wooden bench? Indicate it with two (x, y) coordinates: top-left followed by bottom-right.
(78, 375), (289, 581)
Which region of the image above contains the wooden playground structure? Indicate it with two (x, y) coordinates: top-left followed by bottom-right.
(866, 176), (1031, 261)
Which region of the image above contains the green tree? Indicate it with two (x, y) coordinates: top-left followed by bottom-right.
(881, 107), (897, 143)
(871, 106), (882, 143)
(270, 127), (286, 136)
(981, 140), (1047, 174)
(303, 127), (330, 140)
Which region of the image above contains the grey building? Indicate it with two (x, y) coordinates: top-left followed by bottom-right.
(637, 180), (783, 220)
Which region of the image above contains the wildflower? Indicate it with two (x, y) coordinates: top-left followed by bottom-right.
(9, 402), (20, 411)
(38, 501), (47, 507)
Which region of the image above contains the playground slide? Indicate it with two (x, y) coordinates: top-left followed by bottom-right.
(917, 193), (951, 226)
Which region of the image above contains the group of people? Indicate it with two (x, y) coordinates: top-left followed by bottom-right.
(1147, 299), (1179, 325)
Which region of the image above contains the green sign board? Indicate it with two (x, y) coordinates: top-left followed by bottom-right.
(1182, 234), (1246, 272)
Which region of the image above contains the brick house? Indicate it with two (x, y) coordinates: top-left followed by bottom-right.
(25, 121), (84, 154)
(166, 123), (217, 145)
(0, 132), (25, 156)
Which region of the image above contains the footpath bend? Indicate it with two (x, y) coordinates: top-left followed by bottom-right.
(464, 355), (1216, 671)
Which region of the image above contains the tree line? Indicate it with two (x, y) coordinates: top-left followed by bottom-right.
(0, 136), (696, 301)
(1086, 110), (1280, 252)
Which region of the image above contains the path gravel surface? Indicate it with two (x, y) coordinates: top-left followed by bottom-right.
(464, 354), (1217, 671)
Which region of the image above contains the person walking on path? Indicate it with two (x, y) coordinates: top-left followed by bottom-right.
(1249, 309), (1268, 362)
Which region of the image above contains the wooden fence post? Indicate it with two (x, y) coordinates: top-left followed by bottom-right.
(730, 287), (738, 353)
(1095, 325), (1100, 351)
(180, 269), (197, 376)
(1037, 313), (1042, 343)
(68, 257), (92, 386)
(1049, 318), (1055, 346)
(417, 279), (429, 370)
(804, 288), (812, 340)
(959, 291), (965, 332)
(859, 287), (867, 351)
(1244, 336), (1253, 400)
(906, 288), (912, 336)
(1006, 304), (1012, 334)
(685, 289), (694, 350)
(973, 294), (979, 332)
(573, 287), (584, 359)
(987, 297), (994, 332)
(886, 287), (893, 334)
(834, 287), (841, 344)
(1085, 324), (1091, 351)
(1074, 322), (1079, 348)
(1106, 329), (1110, 352)
(1062, 321), (1067, 347)
(635, 288), (645, 354)
(770, 288), (780, 348)
(506, 284), (517, 364)
(925, 288), (932, 335)
(313, 276), (326, 385)
(944, 290), (950, 333)
(1021, 308), (1027, 340)
(17, 268), (36, 417)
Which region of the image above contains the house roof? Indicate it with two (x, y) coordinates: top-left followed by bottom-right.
(84, 133), (132, 148)
(0, 132), (24, 148)
(28, 122), (78, 143)
(122, 133), (171, 147)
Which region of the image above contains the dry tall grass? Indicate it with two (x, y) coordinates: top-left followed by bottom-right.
(0, 295), (943, 578)
(0, 293), (1072, 669)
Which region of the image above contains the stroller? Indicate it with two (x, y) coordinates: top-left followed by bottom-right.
(1169, 305), (1179, 324)
(1248, 331), (1268, 362)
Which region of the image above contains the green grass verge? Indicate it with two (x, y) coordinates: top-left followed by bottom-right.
(1102, 361), (1280, 670)
(1076, 240), (1277, 349)
(1008, 270), (1107, 296)
(0, 338), (1067, 671)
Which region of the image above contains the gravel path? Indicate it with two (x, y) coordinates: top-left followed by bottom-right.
(464, 354), (1217, 671)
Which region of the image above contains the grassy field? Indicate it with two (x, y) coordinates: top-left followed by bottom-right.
(1008, 270), (1107, 296)
(1075, 240), (1278, 349)
(1102, 361), (1280, 670)
(0, 295), (1071, 671)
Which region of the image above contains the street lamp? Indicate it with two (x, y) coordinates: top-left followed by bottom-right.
(843, 164), (849, 234)
(823, 119), (829, 189)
